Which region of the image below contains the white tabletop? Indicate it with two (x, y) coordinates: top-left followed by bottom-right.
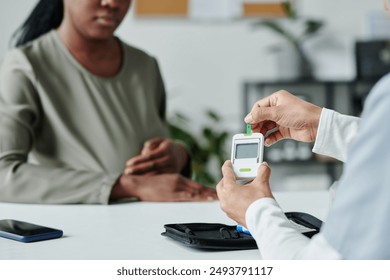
(0, 190), (330, 260)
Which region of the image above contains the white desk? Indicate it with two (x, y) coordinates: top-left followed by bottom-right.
(0, 191), (330, 260)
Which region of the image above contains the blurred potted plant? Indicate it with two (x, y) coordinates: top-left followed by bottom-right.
(168, 110), (229, 187)
(253, 0), (324, 80)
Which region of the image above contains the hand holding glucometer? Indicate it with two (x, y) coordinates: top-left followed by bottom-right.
(231, 124), (264, 233)
(0, 219), (63, 243)
(162, 125), (322, 249)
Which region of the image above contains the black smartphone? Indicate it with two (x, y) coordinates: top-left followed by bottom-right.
(0, 219), (63, 243)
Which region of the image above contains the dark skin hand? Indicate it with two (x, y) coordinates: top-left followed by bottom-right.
(110, 137), (219, 202)
(111, 173), (218, 202)
(124, 138), (188, 176)
(109, 137), (217, 202)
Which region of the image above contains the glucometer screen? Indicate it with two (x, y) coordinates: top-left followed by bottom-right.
(235, 143), (258, 159)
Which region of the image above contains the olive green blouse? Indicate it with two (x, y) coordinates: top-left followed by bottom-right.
(0, 30), (168, 204)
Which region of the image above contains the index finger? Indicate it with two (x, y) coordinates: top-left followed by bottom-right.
(246, 102), (279, 125)
(221, 160), (236, 183)
(126, 154), (150, 166)
(252, 94), (274, 109)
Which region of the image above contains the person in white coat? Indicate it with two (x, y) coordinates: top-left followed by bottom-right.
(217, 76), (389, 259)
(216, 1), (390, 258)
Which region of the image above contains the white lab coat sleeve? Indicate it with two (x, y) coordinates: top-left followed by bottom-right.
(246, 198), (342, 259)
(312, 108), (360, 162)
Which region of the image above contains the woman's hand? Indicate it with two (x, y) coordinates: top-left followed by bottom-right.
(111, 173), (217, 202)
(124, 138), (189, 176)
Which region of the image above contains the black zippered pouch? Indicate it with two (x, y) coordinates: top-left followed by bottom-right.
(162, 212), (322, 250)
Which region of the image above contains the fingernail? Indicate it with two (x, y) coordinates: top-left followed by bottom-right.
(264, 139), (271, 147)
(262, 161), (269, 167)
(245, 113), (253, 123)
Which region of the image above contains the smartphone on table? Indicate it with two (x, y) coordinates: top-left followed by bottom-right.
(0, 219), (63, 243)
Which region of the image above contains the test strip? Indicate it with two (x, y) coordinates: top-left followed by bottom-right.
(246, 123), (252, 135)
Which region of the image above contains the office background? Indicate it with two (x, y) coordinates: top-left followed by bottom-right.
(1, 0), (388, 190)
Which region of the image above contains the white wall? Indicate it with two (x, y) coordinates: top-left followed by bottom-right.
(1, 1), (386, 135)
(115, 0), (385, 135)
(0, 0), (37, 56)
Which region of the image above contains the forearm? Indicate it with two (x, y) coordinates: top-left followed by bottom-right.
(312, 108), (360, 162)
(110, 174), (139, 200)
(0, 159), (119, 204)
(246, 198), (341, 259)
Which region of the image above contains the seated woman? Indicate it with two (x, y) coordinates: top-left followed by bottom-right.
(0, 0), (216, 204)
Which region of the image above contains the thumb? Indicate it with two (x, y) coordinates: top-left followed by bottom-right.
(142, 137), (164, 154)
(251, 162), (273, 198)
(253, 162), (271, 185)
(245, 106), (278, 124)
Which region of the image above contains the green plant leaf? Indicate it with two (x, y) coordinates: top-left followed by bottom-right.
(168, 110), (230, 186)
(254, 20), (297, 45)
(304, 20), (324, 36)
(207, 110), (220, 122)
(252, 1), (324, 47)
(282, 1), (298, 20)
(168, 124), (196, 146)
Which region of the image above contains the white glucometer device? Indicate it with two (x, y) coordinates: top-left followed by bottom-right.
(231, 132), (264, 180)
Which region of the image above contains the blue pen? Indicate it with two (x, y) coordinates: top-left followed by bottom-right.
(236, 224), (251, 235)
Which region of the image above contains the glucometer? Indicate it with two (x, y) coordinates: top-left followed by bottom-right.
(231, 124), (264, 180)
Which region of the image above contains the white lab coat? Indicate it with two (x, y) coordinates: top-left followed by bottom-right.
(246, 74), (390, 259)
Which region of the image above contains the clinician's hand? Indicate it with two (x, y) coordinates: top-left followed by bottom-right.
(245, 90), (322, 146)
(110, 173), (218, 202)
(216, 161), (273, 227)
(124, 138), (188, 176)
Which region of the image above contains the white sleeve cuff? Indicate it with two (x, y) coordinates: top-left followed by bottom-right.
(313, 108), (360, 162)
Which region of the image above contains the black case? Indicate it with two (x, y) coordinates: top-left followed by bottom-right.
(162, 212), (322, 250)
